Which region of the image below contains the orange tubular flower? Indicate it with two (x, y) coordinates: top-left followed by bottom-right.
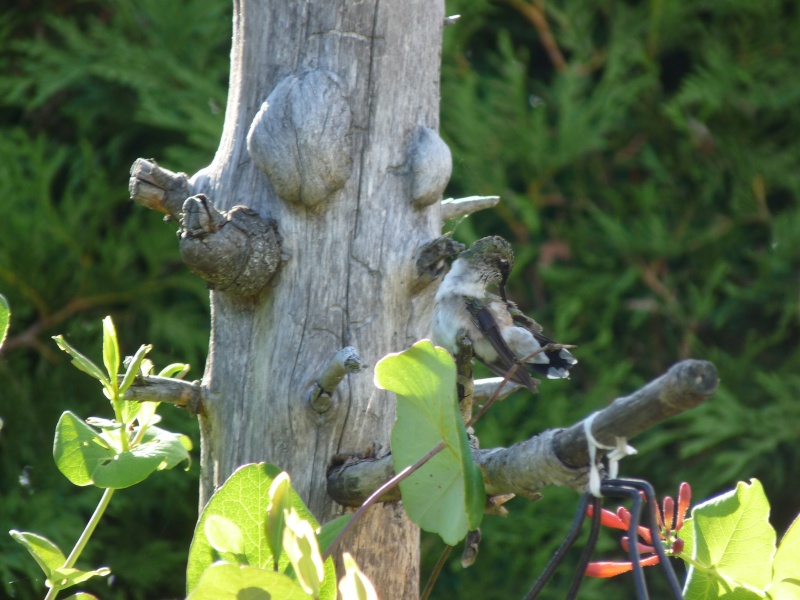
(585, 483), (691, 578)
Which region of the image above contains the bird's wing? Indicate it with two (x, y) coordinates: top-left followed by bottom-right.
(499, 295), (577, 379)
(464, 296), (540, 393)
(504, 298), (544, 334)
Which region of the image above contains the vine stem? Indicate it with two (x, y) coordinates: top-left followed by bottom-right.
(44, 487), (116, 600)
(420, 544), (454, 600)
(322, 441), (446, 561)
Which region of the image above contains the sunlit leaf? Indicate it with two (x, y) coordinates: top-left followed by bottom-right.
(101, 316), (120, 383)
(684, 479), (776, 599)
(53, 335), (110, 388)
(54, 412), (189, 488)
(339, 553), (378, 600)
(0, 293), (9, 349)
(770, 514), (800, 599)
(49, 566), (111, 591)
(119, 343), (152, 396)
(283, 508), (324, 597)
(186, 463), (336, 600)
(9, 530), (66, 579)
(187, 563), (310, 600)
(375, 339), (485, 545)
(204, 515), (244, 556)
(267, 472), (292, 570)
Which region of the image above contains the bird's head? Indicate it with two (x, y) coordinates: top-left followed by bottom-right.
(459, 236), (514, 297)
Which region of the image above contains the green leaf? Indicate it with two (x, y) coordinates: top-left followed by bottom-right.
(158, 362), (190, 378)
(9, 530), (66, 579)
(53, 412), (188, 488)
(135, 426), (192, 471)
(85, 417), (121, 429)
(0, 293), (9, 350)
(119, 343), (153, 395)
(375, 339), (485, 545)
(101, 316), (120, 382)
(770, 514), (800, 598)
(187, 563), (311, 600)
(119, 344), (155, 425)
(684, 479), (776, 599)
(769, 582), (800, 600)
(186, 463), (336, 600)
(317, 514), (352, 555)
(267, 472), (292, 570)
(53, 335), (111, 388)
(680, 516), (695, 561)
(63, 593), (100, 600)
(338, 552), (378, 600)
(49, 566), (111, 590)
(54, 411), (116, 486)
(204, 515), (245, 556)
(283, 508), (324, 597)
(9, 530), (110, 592)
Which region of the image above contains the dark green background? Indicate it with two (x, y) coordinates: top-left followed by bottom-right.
(1, 0), (798, 598)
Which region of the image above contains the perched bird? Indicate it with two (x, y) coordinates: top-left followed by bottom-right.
(432, 236), (577, 392)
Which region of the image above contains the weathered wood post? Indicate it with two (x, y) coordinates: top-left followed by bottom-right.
(132, 1), (453, 596)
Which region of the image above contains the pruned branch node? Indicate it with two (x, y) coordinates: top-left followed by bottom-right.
(179, 195), (282, 298)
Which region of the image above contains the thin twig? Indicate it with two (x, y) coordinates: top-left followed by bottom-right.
(467, 345), (557, 428)
(0, 292), (137, 356)
(505, 0), (567, 72)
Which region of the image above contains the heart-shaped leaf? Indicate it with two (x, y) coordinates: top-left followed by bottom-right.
(375, 340), (485, 545)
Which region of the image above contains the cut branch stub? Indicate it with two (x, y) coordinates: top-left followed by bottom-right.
(179, 194), (282, 298)
(306, 346), (366, 414)
(121, 375), (204, 416)
(413, 236), (465, 291)
(409, 126), (452, 208)
(247, 69), (353, 210)
(129, 158), (190, 221)
(441, 195), (500, 221)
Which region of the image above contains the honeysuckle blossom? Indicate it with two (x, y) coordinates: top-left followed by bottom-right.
(586, 482), (691, 578)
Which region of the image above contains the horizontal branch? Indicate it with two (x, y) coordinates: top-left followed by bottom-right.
(552, 359), (718, 468)
(327, 360), (718, 506)
(122, 375), (204, 415)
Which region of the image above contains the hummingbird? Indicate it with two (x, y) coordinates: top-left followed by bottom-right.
(432, 236), (577, 392)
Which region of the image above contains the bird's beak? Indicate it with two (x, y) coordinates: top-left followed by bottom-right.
(499, 280), (509, 303)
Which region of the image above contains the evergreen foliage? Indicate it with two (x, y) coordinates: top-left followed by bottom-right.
(0, 1), (229, 597)
(1, 0), (798, 598)
(435, 0), (800, 597)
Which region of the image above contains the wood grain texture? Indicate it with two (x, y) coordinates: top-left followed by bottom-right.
(193, 2), (447, 597)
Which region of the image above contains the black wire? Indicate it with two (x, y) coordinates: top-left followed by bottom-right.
(525, 477), (683, 600)
(565, 494), (603, 600)
(600, 482), (648, 599)
(608, 478), (683, 599)
(524, 493), (590, 600)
